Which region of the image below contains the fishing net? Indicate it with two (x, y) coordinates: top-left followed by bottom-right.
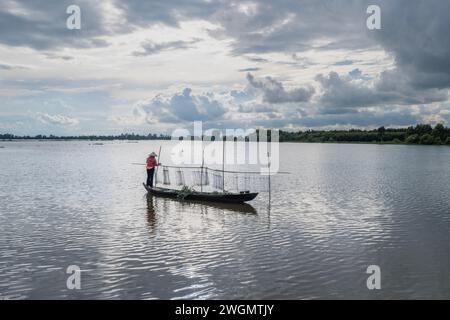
(192, 170), (209, 186)
(154, 166), (269, 192)
(155, 168), (162, 185)
(175, 168), (185, 186)
(211, 172), (224, 190)
(163, 167), (171, 185)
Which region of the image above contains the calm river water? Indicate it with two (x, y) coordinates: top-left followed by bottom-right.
(1, 141), (450, 299)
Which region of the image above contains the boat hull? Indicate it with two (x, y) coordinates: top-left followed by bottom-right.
(143, 184), (258, 203)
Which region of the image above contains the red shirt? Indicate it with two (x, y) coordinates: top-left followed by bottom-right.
(146, 156), (158, 169)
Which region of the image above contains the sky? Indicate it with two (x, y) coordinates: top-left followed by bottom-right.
(0, 0), (449, 135)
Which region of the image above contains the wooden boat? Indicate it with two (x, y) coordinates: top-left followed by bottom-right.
(146, 194), (257, 214)
(143, 183), (258, 204)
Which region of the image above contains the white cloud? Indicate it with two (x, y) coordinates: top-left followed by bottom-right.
(37, 113), (80, 126)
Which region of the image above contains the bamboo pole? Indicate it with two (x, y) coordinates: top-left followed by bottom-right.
(267, 146), (272, 227)
(200, 147), (205, 193)
(222, 136), (225, 193)
(154, 146), (162, 188)
(151, 164), (290, 175)
(267, 148), (271, 201)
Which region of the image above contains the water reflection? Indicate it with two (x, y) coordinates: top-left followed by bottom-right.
(146, 193), (258, 216)
(146, 195), (157, 232)
(183, 201), (258, 215)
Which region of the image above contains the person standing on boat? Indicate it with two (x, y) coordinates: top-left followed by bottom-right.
(146, 152), (160, 188)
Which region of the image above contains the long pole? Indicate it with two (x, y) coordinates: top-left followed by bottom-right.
(267, 149), (271, 200)
(154, 145), (162, 188)
(267, 145), (272, 227)
(222, 136), (225, 193)
(149, 164), (290, 174)
(200, 147), (204, 193)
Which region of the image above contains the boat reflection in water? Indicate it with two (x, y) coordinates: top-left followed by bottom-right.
(146, 193), (257, 225)
(146, 195), (157, 232)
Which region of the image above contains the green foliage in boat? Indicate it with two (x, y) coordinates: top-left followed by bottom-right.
(177, 186), (196, 200)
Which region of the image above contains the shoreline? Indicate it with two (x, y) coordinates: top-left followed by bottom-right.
(1, 139), (449, 147)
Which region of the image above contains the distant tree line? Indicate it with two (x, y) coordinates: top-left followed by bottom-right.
(279, 124), (450, 145)
(0, 133), (171, 141)
(2, 124), (450, 145)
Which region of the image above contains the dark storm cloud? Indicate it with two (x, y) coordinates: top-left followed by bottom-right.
(209, 0), (375, 55)
(210, 0), (450, 120)
(114, 0), (222, 28)
(0, 0), (111, 50)
(0, 0), (374, 52)
(247, 73), (315, 104)
(212, 0), (450, 91)
(373, 0), (450, 90)
(315, 72), (386, 113)
(315, 71), (448, 115)
(0, 0), (221, 50)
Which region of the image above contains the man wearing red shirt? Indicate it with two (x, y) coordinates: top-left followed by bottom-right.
(146, 152), (160, 187)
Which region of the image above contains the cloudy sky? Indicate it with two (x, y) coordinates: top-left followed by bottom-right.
(1, 0), (449, 135)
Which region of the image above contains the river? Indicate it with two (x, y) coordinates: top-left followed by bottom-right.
(1, 141), (449, 299)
